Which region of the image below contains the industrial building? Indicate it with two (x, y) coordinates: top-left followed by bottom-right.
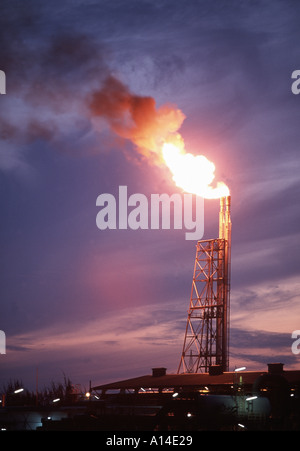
(87, 363), (300, 431)
(1, 362), (299, 430)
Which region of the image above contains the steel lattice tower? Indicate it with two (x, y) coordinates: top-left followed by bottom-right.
(178, 196), (232, 373)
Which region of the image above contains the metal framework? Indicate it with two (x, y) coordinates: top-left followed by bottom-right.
(178, 196), (231, 374)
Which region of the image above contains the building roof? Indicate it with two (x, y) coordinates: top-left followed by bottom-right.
(91, 363), (300, 393)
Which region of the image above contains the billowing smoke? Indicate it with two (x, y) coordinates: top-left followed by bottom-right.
(0, 16), (185, 175)
(0, 29), (109, 174)
(89, 75), (186, 164)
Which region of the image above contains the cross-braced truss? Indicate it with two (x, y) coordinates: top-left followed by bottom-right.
(178, 238), (230, 373)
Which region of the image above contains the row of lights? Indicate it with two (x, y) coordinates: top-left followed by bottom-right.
(1, 388), (61, 404)
(15, 388), (61, 403)
(6, 388), (95, 403)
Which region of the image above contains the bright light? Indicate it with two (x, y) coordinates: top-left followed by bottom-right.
(238, 423), (245, 428)
(14, 388), (24, 394)
(235, 367), (246, 372)
(85, 392), (91, 398)
(246, 396), (257, 401)
(162, 142), (230, 199)
(187, 412), (192, 417)
(172, 392), (179, 398)
(52, 398), (60, 403)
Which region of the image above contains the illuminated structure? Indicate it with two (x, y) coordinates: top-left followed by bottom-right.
(178, 196), (232, 373)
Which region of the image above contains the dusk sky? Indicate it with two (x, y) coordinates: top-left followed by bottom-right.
(1, 0), (300, 392)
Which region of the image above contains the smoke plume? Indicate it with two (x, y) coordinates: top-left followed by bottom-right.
(0, 15), (185, 174)
(89, 75), (186, 164)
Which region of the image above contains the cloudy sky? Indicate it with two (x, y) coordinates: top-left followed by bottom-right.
(1, 0), (300, 392)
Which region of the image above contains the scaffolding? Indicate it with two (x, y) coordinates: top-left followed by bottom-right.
(178, 196), (231, 373)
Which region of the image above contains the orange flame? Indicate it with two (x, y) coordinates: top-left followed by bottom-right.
(162, 141), (230, 199)
(89, 76), (229, 198)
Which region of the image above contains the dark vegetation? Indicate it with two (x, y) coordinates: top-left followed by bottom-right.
(1, 375), (85, 407)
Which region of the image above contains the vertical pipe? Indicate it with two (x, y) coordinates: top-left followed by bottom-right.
(219, 197), (225, 239)
(216, 197), (225, 366)
(223, 195), (231, 371)
(225, 196), (232, 244)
